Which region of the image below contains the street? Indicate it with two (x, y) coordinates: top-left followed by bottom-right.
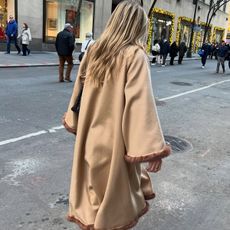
(0, 59), (230, 230)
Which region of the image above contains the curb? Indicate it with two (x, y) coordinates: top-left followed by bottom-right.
(0, 61), (80, 68)
(0, 57), (200, 68)
(148, 55), (200, 62)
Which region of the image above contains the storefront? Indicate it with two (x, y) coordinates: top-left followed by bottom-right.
(44, 0), (95, 43)
(213, 27), (225, 43)
(152, 12), (174, 43)
(177, 17), (192, 48)
(0, 0), (15, 41)
(176, 17), (211, 52)
(147, 8), (175, 52)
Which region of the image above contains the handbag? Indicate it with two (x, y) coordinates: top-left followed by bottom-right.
(71, 85), (83, 114)
(198, 49), (204, 57)
(78, 52), (84, 62)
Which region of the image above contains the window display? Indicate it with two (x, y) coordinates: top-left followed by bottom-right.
(179, 22), (192, 48)
(45, 0), (94, 43)
(215, 30), (224, 43)
(152, 16), (172, 42)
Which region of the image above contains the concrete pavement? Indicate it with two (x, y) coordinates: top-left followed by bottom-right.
(0, 60), (230, 230)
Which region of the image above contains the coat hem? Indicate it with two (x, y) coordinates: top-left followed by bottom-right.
(67, 202), (149, 230)
(124, 145), (171, 163)
(144, 193), (155, 200)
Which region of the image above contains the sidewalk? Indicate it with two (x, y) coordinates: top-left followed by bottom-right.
(0, 51), (80, 68)
(0, 51), (200, 68)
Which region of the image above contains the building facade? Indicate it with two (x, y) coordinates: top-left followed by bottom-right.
(0, 0), (229, 52)
(145, 0), (230, 52)
(0, 0), (112, 51)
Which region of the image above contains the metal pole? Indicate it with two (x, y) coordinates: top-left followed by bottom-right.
(187, 0), (198, 58)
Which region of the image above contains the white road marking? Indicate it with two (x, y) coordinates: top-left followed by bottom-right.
(201, 149), (211, 157)
(0, 130), (48, 146)
(156, 70), (169, 73)
(159, 79), (230, 101)
(48, 125), (64, 133)
(1, 79), (230, 147)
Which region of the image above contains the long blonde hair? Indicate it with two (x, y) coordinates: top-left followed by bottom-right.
(87, 0), (148, 86)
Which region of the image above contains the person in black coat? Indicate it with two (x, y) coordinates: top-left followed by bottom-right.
(201, 42), (211, 68)
(55, 23), (75, 82)
(160, 39), (170, 66)
(169, 41), (178, 65)
(178, 42), (187, 64)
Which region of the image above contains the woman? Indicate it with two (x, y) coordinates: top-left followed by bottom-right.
(178, 41), (187, 64)
(151, 39), (160, 65)
(18, 23), (32, 56)
(169, 41), (178, 65)
(79, 32), (94, 62)
(63, 1), (171, 229)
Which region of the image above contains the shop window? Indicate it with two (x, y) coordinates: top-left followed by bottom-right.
(179, 22), (192, 48)
(215, 30), (224, 43)
(152, 16), (172, 43)
(44, 0), (94, 43)
(0, 0), (15, 41)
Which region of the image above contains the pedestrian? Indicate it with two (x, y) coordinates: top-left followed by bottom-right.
(160, 38), (170, 67)
(62, 1), (171, 229)
(200, 42), (211, 68)
(216, 40), (228, 74)
(55, 23), (75, 82)
(5, 15), (21, 54)
(169, 41), (178, 65)
(214, 42), (219, 60)
(151, 39), (160, 65)
(79, 32), (94, 62)
(210, 42), (216, 59)
(226, 44), (230, 70)
(17, 23), (32, 56)
(178, 41), (187, 64)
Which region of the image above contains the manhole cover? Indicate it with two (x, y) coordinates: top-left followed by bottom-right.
(171, 81), (193, 86)
(164, 135), (192, 153)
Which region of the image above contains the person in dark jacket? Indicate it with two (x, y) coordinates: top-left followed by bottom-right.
(216, 40), (228, 74)
(169, 41), (178, 65)
(55, 23), (75, 82)
(5, 15), (21, 54)
(160, 39), (170, 67)
(178, 41), (187, 64)
(201, 42), (211, 68)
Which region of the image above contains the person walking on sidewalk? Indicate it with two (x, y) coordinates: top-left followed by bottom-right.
(79, 32), (94, 62)
(55, 23), (75, 82)
(151, 39), (160, 65)
(17, 23), (32, 56)
(216, 40), (228, 74)
(201, 42), (211, 69)
(178, 41), (187, 64)
(5, 15), (21, 54)
(169, 41), (178, 65)
(62, 1), (171, 229)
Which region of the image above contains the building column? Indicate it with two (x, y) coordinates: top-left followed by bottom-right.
(94, 0), (112, 39)
(17, 0), (43, 50)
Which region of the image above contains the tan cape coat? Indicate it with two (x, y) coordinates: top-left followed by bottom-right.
(63, 45), (171, 230)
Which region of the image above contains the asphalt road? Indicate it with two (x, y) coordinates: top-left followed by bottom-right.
(0, 59), (230, 230)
